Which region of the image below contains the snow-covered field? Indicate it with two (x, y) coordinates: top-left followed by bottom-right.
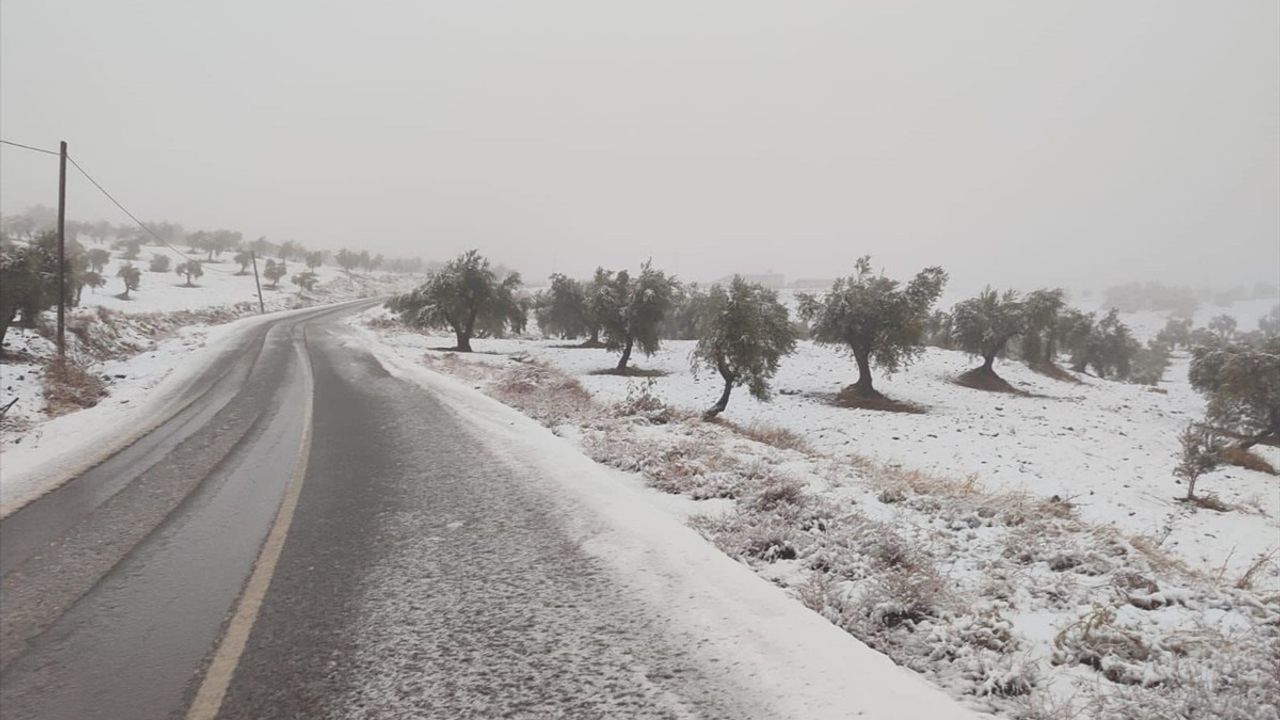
(350, 300), (1279, 719)
(358, 310), (1279, 583)
(77, 251), (377, 315)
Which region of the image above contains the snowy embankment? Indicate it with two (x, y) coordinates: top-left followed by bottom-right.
(351, 306), (1278, 720)
(0, 257), (417, 514)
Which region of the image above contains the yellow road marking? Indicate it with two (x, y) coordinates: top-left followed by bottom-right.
(185, 335), (316, 720)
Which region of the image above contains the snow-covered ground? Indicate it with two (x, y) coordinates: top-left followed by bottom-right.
(350, 299), (1279, 719)
(1114, 296), (1278, 342)
(354, 312), (1279, 583)
(78, 250), (377, 314)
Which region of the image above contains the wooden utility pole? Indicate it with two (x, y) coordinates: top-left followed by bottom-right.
(56, 140), (68, 358)
(250, 251), (266, 313)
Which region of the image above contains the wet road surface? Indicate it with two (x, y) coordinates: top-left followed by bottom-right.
(0, 304), (756, 719)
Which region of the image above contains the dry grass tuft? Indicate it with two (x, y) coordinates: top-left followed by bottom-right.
(1182, 493), (1233, 513)
(711, 417), (811, 453)
(42, 356), (107, 415)
(1234, 548), (1278, 590)
(1221, 446), (1278, 475)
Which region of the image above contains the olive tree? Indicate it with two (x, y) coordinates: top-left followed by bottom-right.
(581, 267), (616, 347)
(335, 248), (360, 274)
(951, 287), (1024, 377)
(798, 256), (947, 398)
(1189, 338), (1280, 449)
(175, 259), (203, 287)
(692, 277), (796, 418)
(263, 259), (287, 288)
(1065, 309), (1137, 379)
(1, 240), (57, 348)
(535, 273), (592, 340)
(233, 249), (254, 275)
(599, 261), (676, 372)
(291, 269), (318, 294)
(1207, 314), (1237, 342)
(1155, 316), (1193, 350)
(388, 249), (524, 352)
(87, 247), (111, 272)
(1259, 305), (1280, 339)
(1018, 288), (1067, 368)
(82, 271), (106, 296)
(660, 282), (714, 340)
(117, 263), (141, 299)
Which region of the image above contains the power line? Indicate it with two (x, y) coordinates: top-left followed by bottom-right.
(64, 153), (233, 274)
(0, 139), (60, 156)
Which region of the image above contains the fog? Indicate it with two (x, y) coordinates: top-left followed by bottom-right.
(3, 0), (1277, 295)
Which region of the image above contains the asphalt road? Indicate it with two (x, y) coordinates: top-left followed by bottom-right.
(0, 304), (757, 720)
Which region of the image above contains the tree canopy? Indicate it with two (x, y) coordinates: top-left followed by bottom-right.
(388, 249), (525, 352)
(798, 256), (947, 397)
(692, 276), (796, 418)
(535, 273), (593, 341)
(1189, 338), (1280, 449)
(598, 261), (676, 371)
(951, 287), (1024, 374)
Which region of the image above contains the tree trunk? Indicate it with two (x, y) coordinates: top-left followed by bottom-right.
(0, 306), (17, 350)
(704, 368), (735, 419)
(616, 337), (634, 371)
(853, 349), (875, 395)
(454, 327), (472, 352)
(981, 352), (996, 372)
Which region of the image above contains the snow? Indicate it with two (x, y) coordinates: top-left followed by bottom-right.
(77, 251), (393, 315)
(349, 299), (1279, 719)
(350, 323), (986, 720)
(1116, 297), (1278, 342)
(348, 314), (1278, 583)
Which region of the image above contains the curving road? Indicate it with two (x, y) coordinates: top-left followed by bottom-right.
(0, 303), (759, 720)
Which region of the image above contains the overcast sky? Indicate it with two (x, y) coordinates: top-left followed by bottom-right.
(2, 1), (1277, 294)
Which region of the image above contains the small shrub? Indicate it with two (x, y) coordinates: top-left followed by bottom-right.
(42, 357), (107, 415)
(610, 378), (686, 424)
(1174, 424), (1227, 501)
(749, 477), (807, 512)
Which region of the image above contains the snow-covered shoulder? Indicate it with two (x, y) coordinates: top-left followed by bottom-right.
(351, 323), (986, 720)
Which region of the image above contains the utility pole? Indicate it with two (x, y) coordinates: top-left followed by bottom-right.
(250, 250), (266, 314)
(56, 141), (68, 358)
